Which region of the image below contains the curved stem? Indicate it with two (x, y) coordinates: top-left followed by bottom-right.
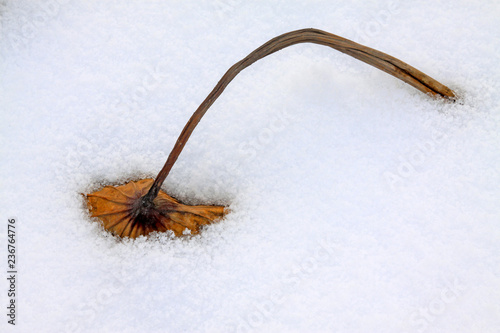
(143, 28), (455, 203)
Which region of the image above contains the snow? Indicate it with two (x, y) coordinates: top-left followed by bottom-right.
(1, 1), (499, 332)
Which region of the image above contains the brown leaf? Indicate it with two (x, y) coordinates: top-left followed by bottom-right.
(85, 29), (453, 240)
(86, 179), (226, 238)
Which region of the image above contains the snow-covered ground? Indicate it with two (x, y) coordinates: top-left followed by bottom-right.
(1, 1), (499, 332)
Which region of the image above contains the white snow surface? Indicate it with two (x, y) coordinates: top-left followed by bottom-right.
(1, 1), (499, 332)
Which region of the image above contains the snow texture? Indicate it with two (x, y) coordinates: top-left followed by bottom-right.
(1, 1), (499, 332)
